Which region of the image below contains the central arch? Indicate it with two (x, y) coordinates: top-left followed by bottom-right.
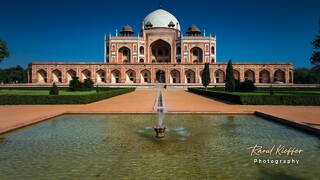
(150, 39), (171, 63)
(156, 70), (166, 83)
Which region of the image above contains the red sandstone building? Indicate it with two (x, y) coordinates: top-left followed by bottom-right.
(28, 9), (293, 85)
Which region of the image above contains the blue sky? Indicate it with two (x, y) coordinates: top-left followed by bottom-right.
(0, 0), (319, 68)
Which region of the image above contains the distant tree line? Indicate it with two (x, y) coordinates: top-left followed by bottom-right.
(294, 67), (320, 84)
(295, 22), (320, 84)
(0, 66), (28, 84)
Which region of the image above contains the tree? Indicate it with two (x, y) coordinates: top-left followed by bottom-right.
(0, 40), (10, 63)
(294, 67), (320, 84)
(310, 20), (320, 65)
(69, 76), (81, 91)
(225, 59), (236, 92)
(0, 66), (27, 84)
(201, 63), (211, 90)
(83, 78), (94, 89)
(49, 83), (59, 95)
(236, 80), (256, 92)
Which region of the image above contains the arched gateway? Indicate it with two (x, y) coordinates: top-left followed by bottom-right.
(156, 70), (165, 83)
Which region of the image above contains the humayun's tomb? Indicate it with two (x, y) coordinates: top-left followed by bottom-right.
(28, 9), (293, 85)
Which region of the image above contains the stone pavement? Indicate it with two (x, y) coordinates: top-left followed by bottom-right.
(1, 89), (320, 134)
(0, 90), (157, 134)
(164, 90), (320, 130)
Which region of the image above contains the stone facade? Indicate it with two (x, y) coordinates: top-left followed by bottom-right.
(28, 9), (293, 85)
(28, 62), (293, 84)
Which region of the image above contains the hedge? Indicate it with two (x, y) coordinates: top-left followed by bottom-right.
(208, 87), (320, 92)
(0, 88), (135, 105)
(0, 86), (114, 91)
(189, 88), (242, 104)
(188, 88), (320, 105)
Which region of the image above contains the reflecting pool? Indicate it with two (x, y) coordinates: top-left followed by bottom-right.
(0, 114), (319, 179)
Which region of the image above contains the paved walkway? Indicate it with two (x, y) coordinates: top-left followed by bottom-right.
(1, 89), (320, 134)
(0, 90), (157, 134)
(164, 90), (320, 130)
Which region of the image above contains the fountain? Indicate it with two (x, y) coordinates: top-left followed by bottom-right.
(153, 87), (167, 138)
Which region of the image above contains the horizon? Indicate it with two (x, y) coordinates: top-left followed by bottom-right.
(0, 0), (319, 69)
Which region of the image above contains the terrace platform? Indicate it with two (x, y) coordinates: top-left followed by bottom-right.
(0, 89), (319, 134)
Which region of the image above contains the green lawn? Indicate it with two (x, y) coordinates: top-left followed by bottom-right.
(0, 90), (97, 95)
(215, 91), (320, 96)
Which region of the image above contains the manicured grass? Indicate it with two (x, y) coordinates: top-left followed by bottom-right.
(0, 90), (97, 95)
(189, 88), (320, 105)
(0, 88), (135, 105)
(222, 91), (320, 96)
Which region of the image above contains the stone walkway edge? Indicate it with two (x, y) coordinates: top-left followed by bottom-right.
(1, 110), (319, 136)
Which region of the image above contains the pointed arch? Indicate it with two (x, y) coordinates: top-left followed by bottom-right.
(170, 69), (181, 83)
(125, 69), (136, 83)
(274, 69), (285, 83)
(37, 69), (47, 83)
(150, 39), (171, 63)
(67, 69), (76, 83)
(244, 69), (255, 82)
(118, 46), (131, 63)
(190, 47), (203, 63)
(96, 69), (106, 83)
(140, 69), (151, 83)
(81, 69), (91, 82)
(233, 69), (240, 81)
(156, 69), (166, 83)
(185, 69), (195, 83)
(215, 69), (225, 83)
(259, 69), (270, 83)
(139, 46), (144, 54)
(52, 69), (62, 83)
(111, 69), (121, 83)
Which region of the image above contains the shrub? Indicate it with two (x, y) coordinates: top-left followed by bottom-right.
(236, 80), (256, 92)
(188, 88), (242, 104)
(83, 78), (94, 89)
(49, 83), (59, 95)
(69, 76), (82, 91)
(0, 88), (135, 105)
(188, 88), (320, 105)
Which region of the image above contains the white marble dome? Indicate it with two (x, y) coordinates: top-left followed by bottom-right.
(142, 9), (180, 31)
